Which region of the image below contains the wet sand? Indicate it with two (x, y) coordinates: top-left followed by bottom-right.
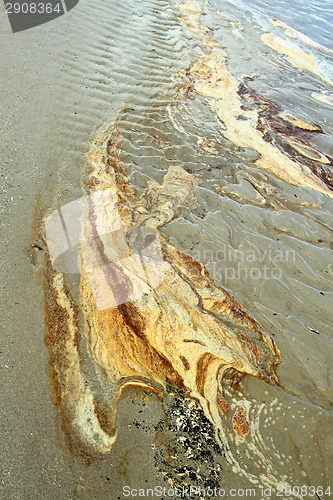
(1, 0), (332, 498)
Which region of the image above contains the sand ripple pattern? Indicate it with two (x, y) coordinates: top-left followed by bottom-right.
(38, 0), (333, 496)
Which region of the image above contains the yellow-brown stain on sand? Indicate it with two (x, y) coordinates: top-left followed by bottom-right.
(233, 407), (250, 439)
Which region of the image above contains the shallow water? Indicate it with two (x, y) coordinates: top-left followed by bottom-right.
(1, 0), (332, 498)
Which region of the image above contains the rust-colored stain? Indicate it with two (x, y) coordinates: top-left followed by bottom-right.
(39, 116), (280, 459)
(180, 0), (333, 198)
(233, 407), (250, 438)
(237, 81), (333, 190)
(31, 1), (333, 491)
(216, 395), (229, 414)
(179, 355), (190, 371)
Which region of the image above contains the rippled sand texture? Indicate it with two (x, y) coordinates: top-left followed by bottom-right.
(43, 119), (280, 473)
(180, 1), (333, 197)
(37, 0), (333, 496)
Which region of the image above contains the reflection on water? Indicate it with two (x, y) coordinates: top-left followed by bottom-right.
(226, 0), (333, 52)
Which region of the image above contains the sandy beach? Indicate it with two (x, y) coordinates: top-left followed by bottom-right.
(1, 0), (332, 498)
